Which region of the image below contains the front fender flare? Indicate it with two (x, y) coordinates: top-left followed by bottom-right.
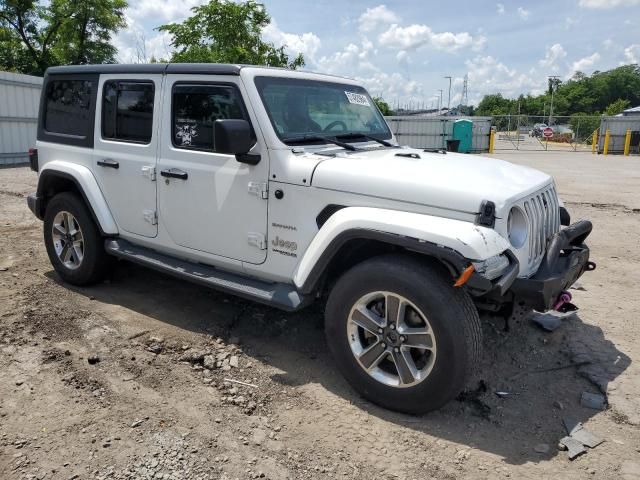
(294, 207), (510, 293)
(37, 161), (118, 235)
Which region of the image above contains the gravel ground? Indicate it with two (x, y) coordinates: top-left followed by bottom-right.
(1, 152), (639, 480)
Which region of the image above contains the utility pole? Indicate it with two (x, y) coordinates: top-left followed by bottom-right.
(437, 89), (443, 114)
(548, 75), (560, 125)
(461, 74), (469, 107)
(444, 76), (452, 110)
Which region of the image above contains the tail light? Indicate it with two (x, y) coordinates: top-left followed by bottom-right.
(28, 148), (38, 172)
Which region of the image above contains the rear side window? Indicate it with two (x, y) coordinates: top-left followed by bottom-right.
(172, 84), (251, 151)
(102, 81), (155, 143)
(44, 79), (95, 137)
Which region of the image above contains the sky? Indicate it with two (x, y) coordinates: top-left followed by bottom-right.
(113, 0), (640, 107)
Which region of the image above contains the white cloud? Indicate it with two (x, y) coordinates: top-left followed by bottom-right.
(539, 43), (567, 70)
(262, 21), (322, 64)
(465, 55), (545, 102)
(565, 16), (577, 28)
(113, 14), (173, 63)
(472, 35), (488, 52)
(396, 50), (409, 64)
(358, 5), (400, 33)
(496, 3), (505, 14)
(578, 0), (640, 8)
(623, 44), (640, 63)
(378, 24), (482, 52)
(317, 42), (378, 75)
(517, 7), (531, 19)
(571, 52), (601, 73)
(128, 0), (207, 23)
(357, 72), (423, 101)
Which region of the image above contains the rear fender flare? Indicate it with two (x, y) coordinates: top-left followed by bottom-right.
(37, 161), (118, 235)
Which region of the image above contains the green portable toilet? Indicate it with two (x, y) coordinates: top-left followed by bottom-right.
(452, 119), (473, 153)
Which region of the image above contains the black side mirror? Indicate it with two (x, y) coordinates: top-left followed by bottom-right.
(214, 119), (260, 165)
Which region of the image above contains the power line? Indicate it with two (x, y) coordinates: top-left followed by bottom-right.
(461, 74), (469, 107)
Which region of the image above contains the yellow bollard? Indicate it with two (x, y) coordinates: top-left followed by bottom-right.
(489, 128), (495, 154)
(591, 129), (598, 154)
(603, 129), (611, 156)
(624, 129), (632, 156)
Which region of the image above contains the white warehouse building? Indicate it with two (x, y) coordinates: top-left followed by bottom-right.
(0, 71), (43, 166)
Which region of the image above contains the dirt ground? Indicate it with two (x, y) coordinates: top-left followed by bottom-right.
(1, 151), (639, 480)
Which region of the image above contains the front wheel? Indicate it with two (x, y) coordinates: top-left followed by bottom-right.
(325, 254), (482, 414)
(43, 192), (112, 285)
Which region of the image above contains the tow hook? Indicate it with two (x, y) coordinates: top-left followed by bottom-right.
(586, 261), (596, 271)
(554, 290), (578, 313)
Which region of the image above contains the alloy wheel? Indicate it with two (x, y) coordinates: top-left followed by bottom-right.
(347, 291), (437, 388)
(51, 211), (84, 270)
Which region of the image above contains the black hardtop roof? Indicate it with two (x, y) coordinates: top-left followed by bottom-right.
(45, 63), (248, 76)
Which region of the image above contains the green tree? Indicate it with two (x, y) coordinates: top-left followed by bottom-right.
(52, 0), (127, 65)
(0, 25), (32, 72)
(0, 0), (126, 76)
(373, 97), (392, 116)
(474, 65), (640, 118)
(604, 98), (631, 116)
(158, 0), (304, 69)
(569, 113), (601, 141)
(475, 93), (515, 116)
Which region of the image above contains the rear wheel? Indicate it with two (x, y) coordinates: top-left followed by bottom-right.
(43, 192), (112, 285)
(325, 254), (482, 414)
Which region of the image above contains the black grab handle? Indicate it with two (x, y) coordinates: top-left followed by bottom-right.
(160, 168), (188, 180)
(97, 158), (119, 169)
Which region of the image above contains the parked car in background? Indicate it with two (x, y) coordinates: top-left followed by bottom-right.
(530, 123), (548, 137)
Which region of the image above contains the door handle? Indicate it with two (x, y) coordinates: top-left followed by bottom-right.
(97, 158), (119, 169)
(160, 168), (188, 180)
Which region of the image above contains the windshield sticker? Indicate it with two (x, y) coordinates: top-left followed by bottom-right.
(344, 91), (370, 106)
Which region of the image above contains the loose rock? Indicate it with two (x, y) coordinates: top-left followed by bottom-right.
(581, 392), (606, 410)
(229, 355), (239, 368)
(534, 443), (549, 454)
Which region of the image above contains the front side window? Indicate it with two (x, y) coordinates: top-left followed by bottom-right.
(172, 84), (250, 151)
(102, 81), (155, 143)
(254, 76), (391, 144)
(44, 79), (95, 137)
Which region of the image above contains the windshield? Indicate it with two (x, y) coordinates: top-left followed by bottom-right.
(254, 76), (392, 145)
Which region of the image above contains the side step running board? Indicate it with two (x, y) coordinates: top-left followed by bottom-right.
(104, 239), (310, 311)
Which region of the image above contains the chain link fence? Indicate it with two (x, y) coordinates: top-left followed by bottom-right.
(491, 115), (601, 152)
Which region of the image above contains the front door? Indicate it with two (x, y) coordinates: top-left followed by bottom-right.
(93, 74), (162, 238)
(157, 76), (269, 264)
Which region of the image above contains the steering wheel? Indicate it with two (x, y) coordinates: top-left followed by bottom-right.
(323, 120), (348, 132)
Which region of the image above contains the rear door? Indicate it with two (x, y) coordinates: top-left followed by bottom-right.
(93, 74), (163, 238)
(157, 75), (269, 264)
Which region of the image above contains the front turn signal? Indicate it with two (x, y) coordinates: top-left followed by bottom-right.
(453, 265), (475, 287)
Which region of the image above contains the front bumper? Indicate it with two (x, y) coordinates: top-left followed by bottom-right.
(510, 220), (594, 311)
(468, 220), (594, 311)
(27, 193), (43, 220)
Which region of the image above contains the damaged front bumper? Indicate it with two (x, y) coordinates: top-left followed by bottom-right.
(511, 220), (595, 311)
(468, 220), (595, 311)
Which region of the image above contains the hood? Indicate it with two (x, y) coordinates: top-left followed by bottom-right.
(310, 148), (552, 214)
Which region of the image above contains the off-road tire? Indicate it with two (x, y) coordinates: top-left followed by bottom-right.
(43, 192), (112, 285)
(325, 254), (482, 414)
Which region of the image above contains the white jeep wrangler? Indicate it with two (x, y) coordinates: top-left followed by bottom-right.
(27, 64), (595, 413)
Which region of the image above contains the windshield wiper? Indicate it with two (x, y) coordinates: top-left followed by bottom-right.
(334, 132), (396, 147)
(282, 134), (358, 151)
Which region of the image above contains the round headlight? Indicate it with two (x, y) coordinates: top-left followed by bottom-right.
(508, 207), (528, 248)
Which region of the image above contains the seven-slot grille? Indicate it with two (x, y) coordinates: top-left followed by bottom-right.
(522, 185), (561, 269)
